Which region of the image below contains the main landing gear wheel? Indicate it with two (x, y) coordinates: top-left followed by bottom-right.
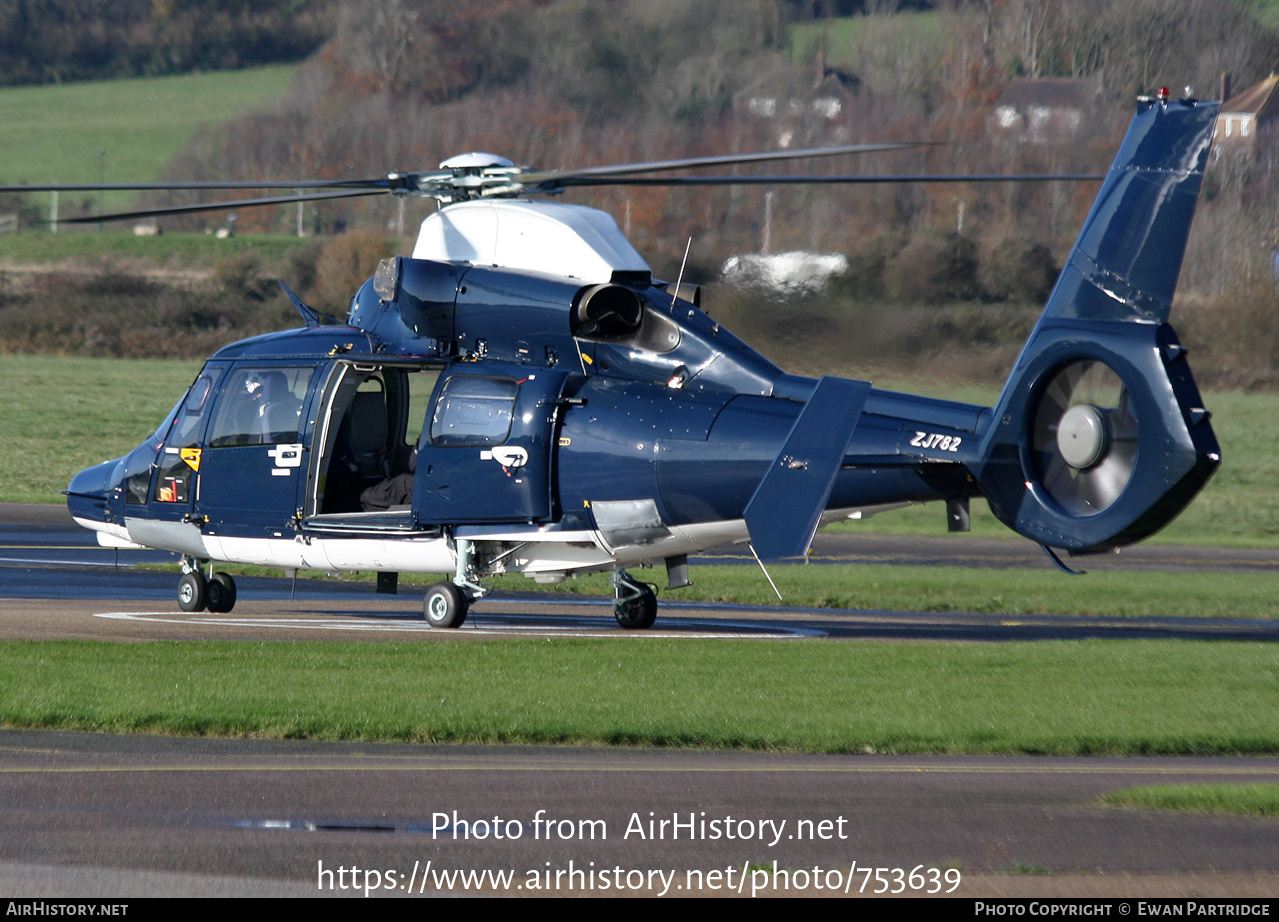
(177, 571), (206, 612)
(206, 572), (237, 613)
(611, 571), (658, 630)
(424, 582), (469, 628)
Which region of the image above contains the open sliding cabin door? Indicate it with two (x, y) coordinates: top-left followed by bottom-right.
(303, 362), (441, 530)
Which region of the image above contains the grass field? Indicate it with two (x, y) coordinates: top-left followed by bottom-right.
(788, 12), (946, 70)
(1, 639), (1275, 754)
(0, 66), (296, 217)
(1101, 784), (1279, 816)
(1246, 0), (1279, 30)
(0, 355), (201, 503)
(0, 231), (311, 267)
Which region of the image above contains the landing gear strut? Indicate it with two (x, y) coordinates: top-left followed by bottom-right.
(176, 558), (237, 613)
(611, 570), (657, 629)
(423, 537), (489, 628)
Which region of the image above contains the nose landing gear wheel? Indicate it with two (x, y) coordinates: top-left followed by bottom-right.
(614, 591), (657, 629)
(424, 583), (469, 628)
(177, 571), (207, 612)
(611, 571), (658, 629)
(206, 572), (237, 613)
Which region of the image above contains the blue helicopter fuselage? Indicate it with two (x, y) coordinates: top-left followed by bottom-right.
(67, 258), (984, 580)
(65, 96), (1224, 624)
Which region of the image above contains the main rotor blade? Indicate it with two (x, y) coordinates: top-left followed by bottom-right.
(545, 172), (1106, 188)
(517, 143), (924, 185)
(0, 179), (392, 193)
(60, 188), (386, 224)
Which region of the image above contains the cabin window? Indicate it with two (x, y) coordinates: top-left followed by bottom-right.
(208, 367), (314, 448)
(430, 375), (517, 447)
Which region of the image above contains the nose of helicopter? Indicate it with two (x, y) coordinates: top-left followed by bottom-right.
(65, 458), (122, 533)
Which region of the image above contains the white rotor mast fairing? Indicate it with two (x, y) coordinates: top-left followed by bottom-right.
(411, 200), (650, 283)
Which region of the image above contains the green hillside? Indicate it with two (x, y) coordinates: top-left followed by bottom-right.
(1245, 0), (1279, 30)
(788, 11), (945, 69)
(0, 66), (296, 217)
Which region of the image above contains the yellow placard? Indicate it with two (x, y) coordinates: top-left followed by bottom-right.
(180, 448), (202, 472)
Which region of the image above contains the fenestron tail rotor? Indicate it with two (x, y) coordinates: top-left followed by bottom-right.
(1030, 360), (1139, 516)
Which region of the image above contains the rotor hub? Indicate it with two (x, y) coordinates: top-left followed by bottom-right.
(1029, 359), (1138, 517)
(1056, 404), (1110, 469)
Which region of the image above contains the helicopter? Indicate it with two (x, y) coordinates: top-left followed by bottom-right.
(40, 90), (1218, 629)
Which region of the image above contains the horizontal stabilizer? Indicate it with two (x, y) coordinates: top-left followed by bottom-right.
(745, 376), (871, 560)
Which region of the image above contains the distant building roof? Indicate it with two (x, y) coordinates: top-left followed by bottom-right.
(1214, 74), (1279, 152)
(1221, 74), (1279, 118)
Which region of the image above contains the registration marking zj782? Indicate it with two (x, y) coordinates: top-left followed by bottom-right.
(909, 431), (962, 452)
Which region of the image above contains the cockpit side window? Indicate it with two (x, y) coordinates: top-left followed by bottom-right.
(163, 370), (219, 447)
(131, 366), (223, 506)
(429, 376), (517, 448)
(208, 367), (314, 448)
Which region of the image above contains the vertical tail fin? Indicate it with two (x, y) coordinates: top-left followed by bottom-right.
(1042, 96), (1218, 325)
(976, 96), (1221, 550)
